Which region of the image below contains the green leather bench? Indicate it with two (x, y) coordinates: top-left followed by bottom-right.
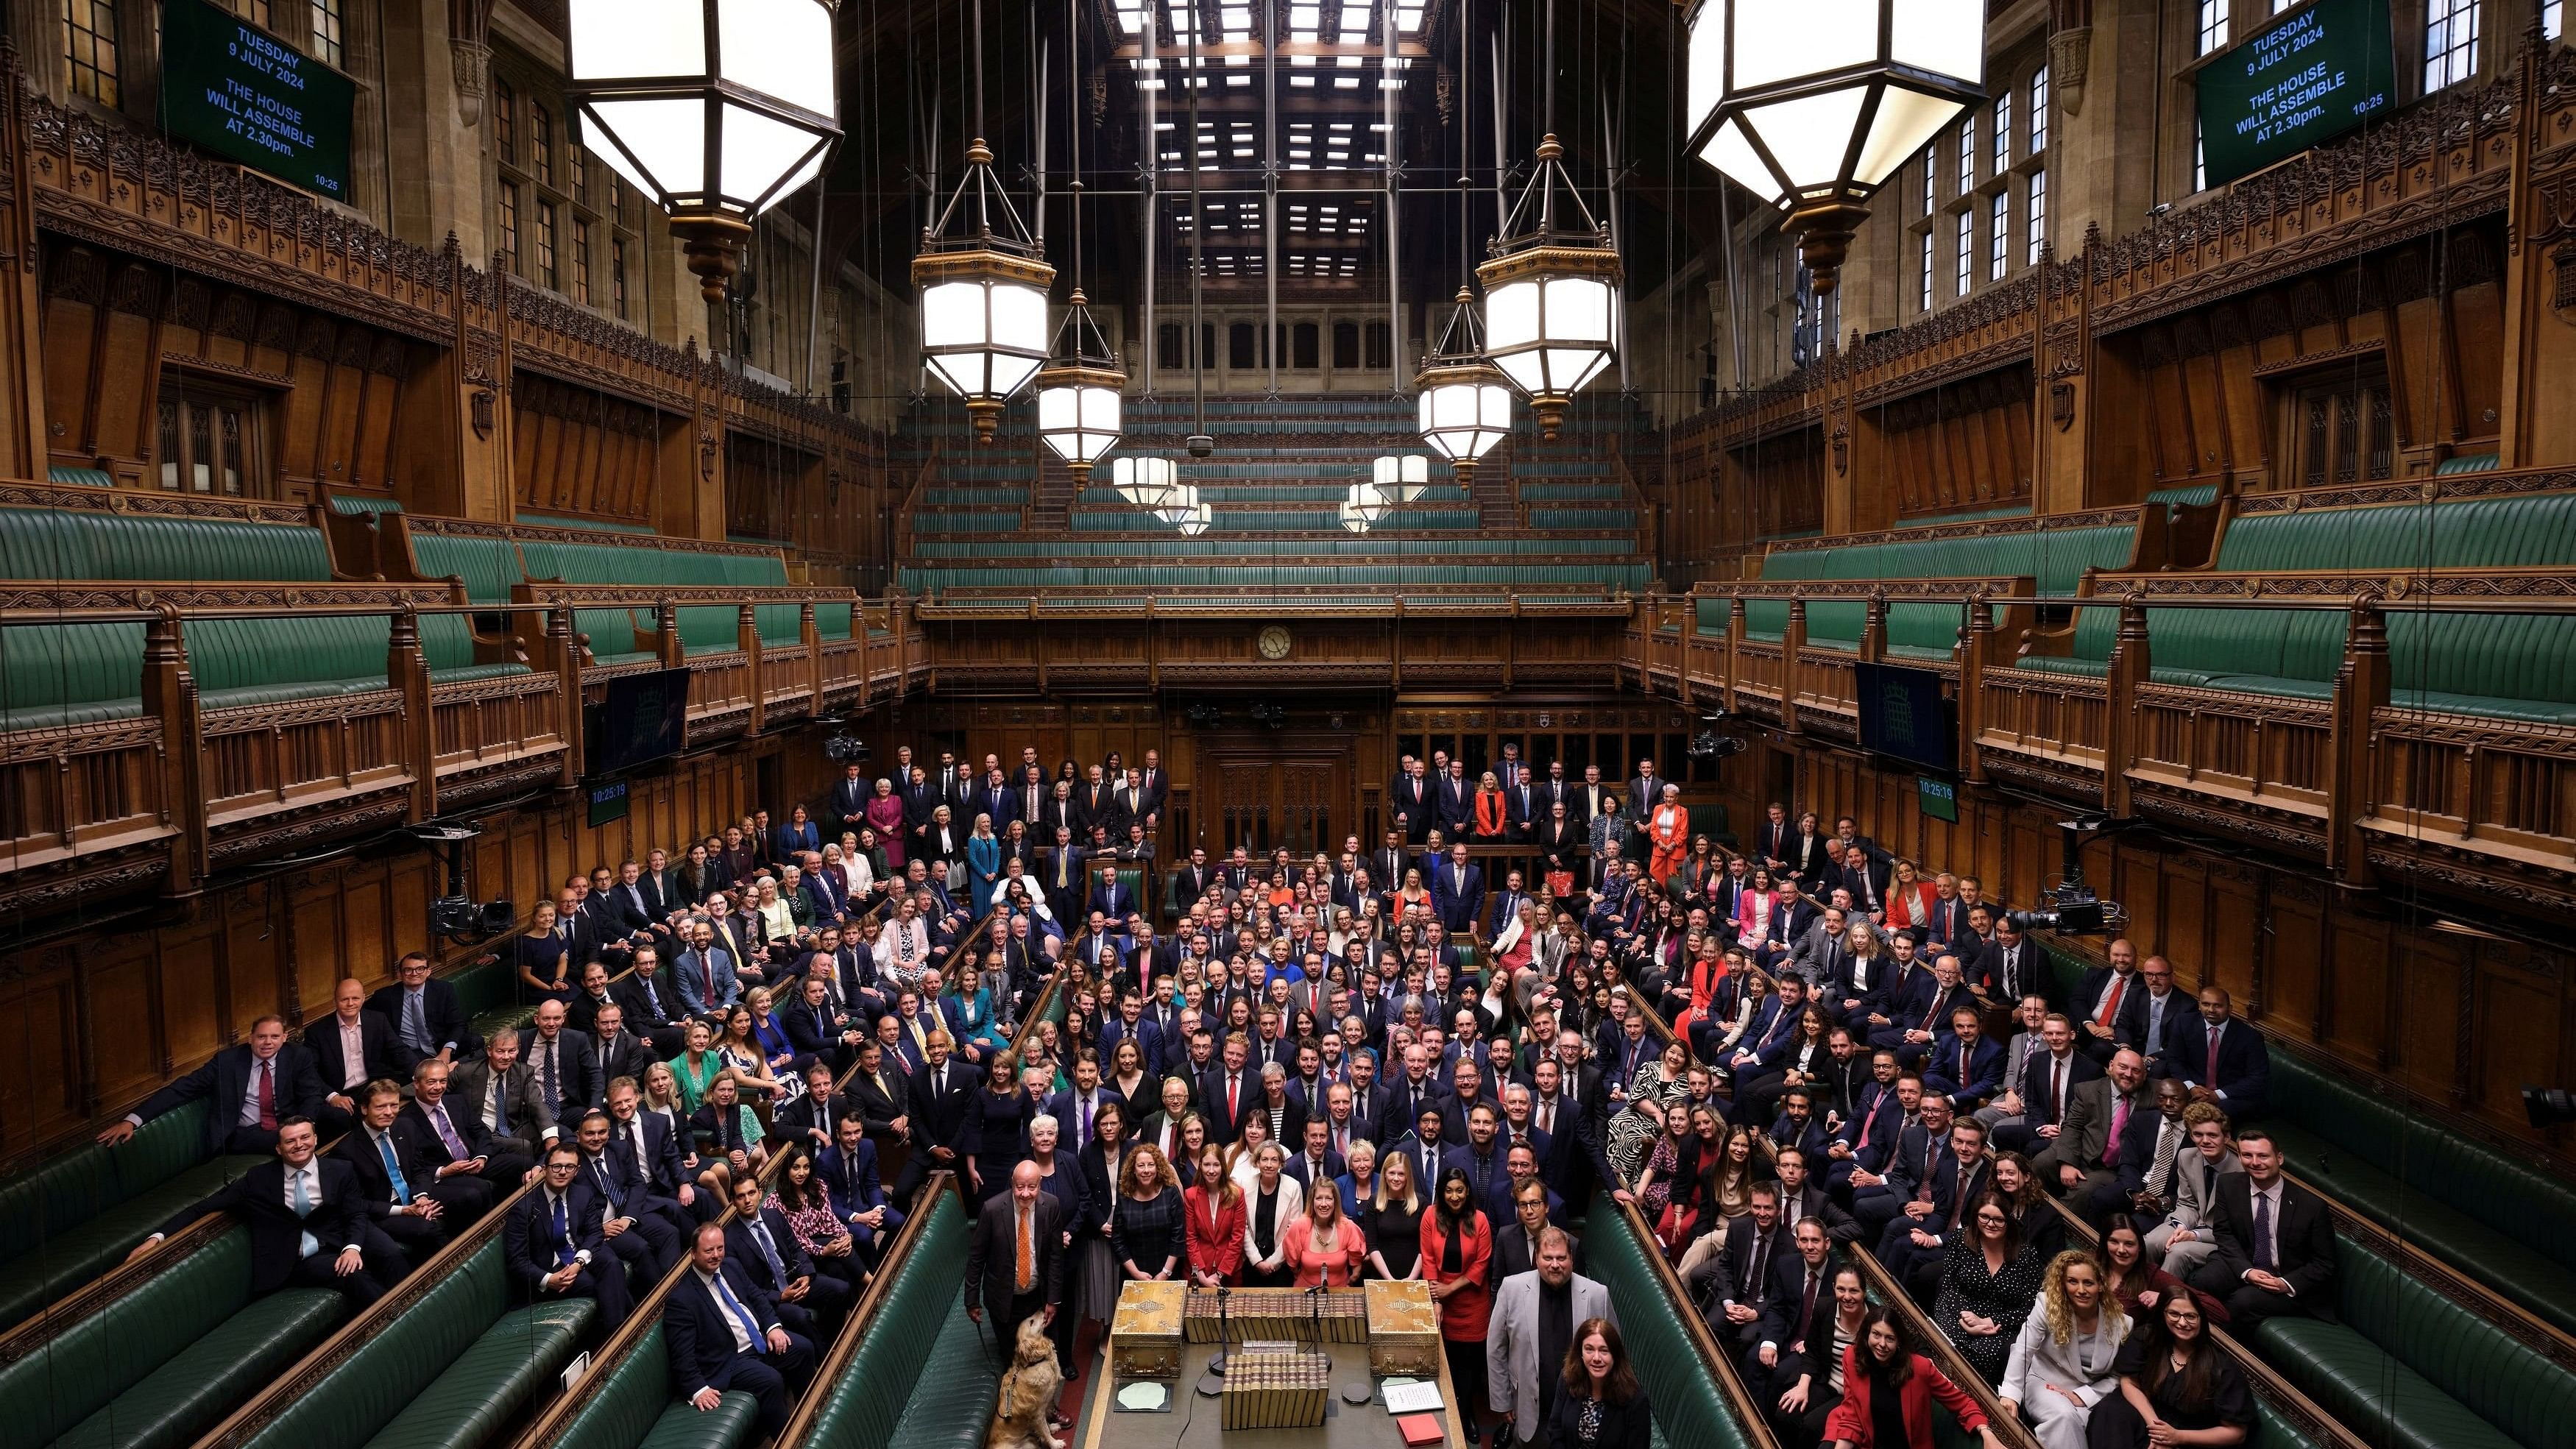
(883, 1285), (1001, 1449)
(0, 1102), (264, 1332)
(239, 1236), (595, 1449)
(1747, 522), (2137, 640)
(1585, 1190), (1758, 1449)
(2260, 1046), (2576, 1336)
(0, 1225), (345, 1449)
(547, 1321), (757, 1449)
(797, 1185), (968, 1449)
(2014, 495), (2576, 723)
(447, 955), (538, 1049)
(2257, 1242), (2574, 1449)
(517, 538), (805, 650)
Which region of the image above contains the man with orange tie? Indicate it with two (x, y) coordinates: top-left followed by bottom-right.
(964, 1161), (1066, 1360)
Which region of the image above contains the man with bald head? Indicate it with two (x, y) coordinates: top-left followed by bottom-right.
(304, 977), (412, 1133)
(963, 1160), (1066, 1361)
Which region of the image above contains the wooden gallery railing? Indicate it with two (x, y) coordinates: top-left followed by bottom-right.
(1622, 575), (2576, 918)
(0, 587), (929, 920)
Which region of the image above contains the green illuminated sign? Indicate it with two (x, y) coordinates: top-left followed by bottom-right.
(160, 0), (356, 202)
(2195, 0), (2395, 188)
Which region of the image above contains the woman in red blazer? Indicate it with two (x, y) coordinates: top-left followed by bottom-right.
(1184, 1144), (1245, 1286)
(1826, 1306), (2003, 1449)
(1420, 1167), (1496, 1428)
(1882, 859), (1942, 940)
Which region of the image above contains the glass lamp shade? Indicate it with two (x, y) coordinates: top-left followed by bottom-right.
(568, 0), (841, 299)
(1153, 484), (1201, 528)
(914, 247), (1058, 443)
(1035, 364), (1124, 476)
(1112, 456), (1178, 510)
(1683, 0), (1982, 291)
(1348, 481), (1392, 525)
(1178, 500), (1212, 536)
(1415, 364), (1514, 468)
(1373, 454), (1432, 505)
(1476, 244), (1621, 440)
(1339, 500), (1370, 534)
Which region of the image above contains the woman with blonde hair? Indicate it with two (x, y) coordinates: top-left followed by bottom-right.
(1282, 1171), (1365, 1287)
(1999, 1250), (2130, 1449)
(1472, 771), (1510, 840)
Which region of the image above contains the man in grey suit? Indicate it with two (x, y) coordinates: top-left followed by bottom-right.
(1784, 906), (1851, 994)
(2031, 1047), (2147, 1208)
(448, 1033), (559, 1161)
(1486, 1228), (1616, 1449)
(2148, 1101), (2243, 1278)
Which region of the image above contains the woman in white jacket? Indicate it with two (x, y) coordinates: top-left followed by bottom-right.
(2000, 1250), (2130, 1449)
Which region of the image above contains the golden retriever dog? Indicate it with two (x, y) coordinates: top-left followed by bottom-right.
(984, 1311), (1065, 1449)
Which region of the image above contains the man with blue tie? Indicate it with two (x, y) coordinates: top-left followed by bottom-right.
(729, 1176), (852, 1333)
(505, 1143), (633, 1330)
(336, 1079), (484, 1263)
(132, 1117), (403, 1307)
(666, 1222), (815, 1439)
(1089, 863), (1134, 923)
(368, 951), (480, 1067)
(575, 1109), (680, 1278)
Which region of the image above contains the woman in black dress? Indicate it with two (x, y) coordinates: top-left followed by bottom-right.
(1364, 1149), (1426, 1280)
(2086, 1295), (2251, 1449)
(1933, 1189), (2046, 1384)
(1546, 1317), (1654, 1449)
(514, 901), (575, 1005)
(1110, 1143), (1187, 1284)
(963, 1051), (1029, 1209)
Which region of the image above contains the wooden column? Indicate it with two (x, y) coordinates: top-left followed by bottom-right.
(391, 604), (437, 820)
(1780, 597), (1806, 736)
(142, 607), (203, 896)
(0, 57), (49, 481)
(2327, 598), (2391, 891)
(2101, 599), (2149, 816)
(1959, 594), (1992, 784)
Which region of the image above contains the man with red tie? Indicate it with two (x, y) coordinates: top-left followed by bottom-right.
(99, 1014), (331, 1155)
(1197, 1032), (1256, 1143)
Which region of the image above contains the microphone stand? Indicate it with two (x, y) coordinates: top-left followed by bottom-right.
(1210, 1284), (1232, 1377)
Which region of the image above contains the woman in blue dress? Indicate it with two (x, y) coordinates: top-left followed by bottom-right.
(966, 812), (1002, 915)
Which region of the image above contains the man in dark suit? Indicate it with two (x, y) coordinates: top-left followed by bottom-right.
(1284, 1117), (1348, 1196)
(963, 1161), (1069, 1358)
(665, 1222), (815, 1439)
(896, 1032), (974, 1203)
(817, 1115), (903, 1267)
(608, 946), (689, 1059)
(774, 1060), (851, 1153)
(2173, 987), (2271, 1120)
(1752, 802), (1795, 877)
(2034, 1048), (2150, 1217)
(336, 1079), (487, 1262)
(782, 974), (864, 1077)
(448, 1034), (559, 1164)
(506, 1142), (634, 1330)
(517, 1000), (602, 1122)
(1198, 1033), (1259, 1144)
(1991, 1013), (2103, 1155)
(305, 977), (413, 1132)
(590, 1003), (659, 1088)
(369, 951), (481, 1066)
(99, 1013), (333, 1155)
(1871, 1111), (1995, 1299)
(1430, 842), (1485, 937)
(1087, 862), (1136, 924)
(1770, 1146), (1863, 1248)
(130, 1117), (404, 1307)
(846, 1038), (913, 1157)
(604, 1074), (710, 1226)
(1685, 1183), (1786, 1347)
(1391, 763), (1434, 844)
(397, 1055), (537, 1191)
(1832, 844), (1891, 921)
(2186, 1128), (2335, 1328)
(575, 1108), (681, 1279)
(1918, 1004), (2007, 1115)
(728, 1175), (852, 1333)
(832, 763), (873, 837)
(2073, 940), (2151, 1064)
(1748, 1218), (1838, 1386)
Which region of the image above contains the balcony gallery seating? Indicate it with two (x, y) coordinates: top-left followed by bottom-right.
(898, 392), (1652, 600)
(0, 503), (525, 731)
(0, 1102), (261, 1333)
(1747, 517), (2142, 656)
(402, 519), (851, 669)
(0, 1221), (347, 1449)
(2011, 494), (2576, 723)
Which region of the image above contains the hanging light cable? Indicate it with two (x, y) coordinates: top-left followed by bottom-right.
(1035, 0), (1123, 484)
